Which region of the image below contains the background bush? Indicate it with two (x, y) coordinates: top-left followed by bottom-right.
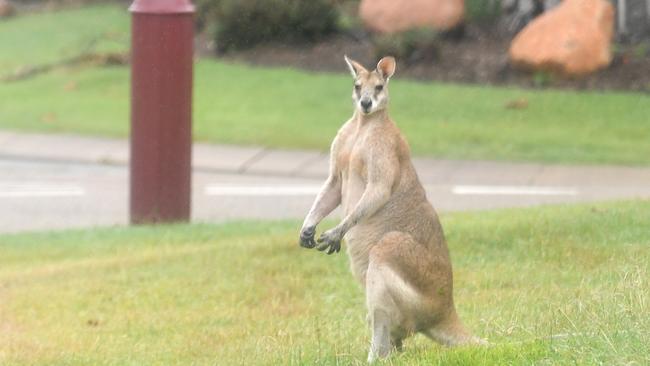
(194, 0), (220, 31)
(212, 0), (339, 52)
(372, 29), (440, 64)
(466, 0), (501, 22)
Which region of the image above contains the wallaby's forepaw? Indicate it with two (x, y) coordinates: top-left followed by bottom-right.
(299, 226), (317, 248)
(316, 228), (342, 255)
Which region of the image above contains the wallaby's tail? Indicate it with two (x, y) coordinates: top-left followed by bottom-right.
(424, 311), (488, 347)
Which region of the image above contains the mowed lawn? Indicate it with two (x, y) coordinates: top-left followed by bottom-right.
(0, 201), (648, 365)
(0, 5), (129, 71)
(0, 5), (649, 165)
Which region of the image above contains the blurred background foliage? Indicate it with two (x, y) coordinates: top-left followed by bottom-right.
(465, 0), (501, 21)
(210, 0), (339, 52)
(192, 0), (506, 61)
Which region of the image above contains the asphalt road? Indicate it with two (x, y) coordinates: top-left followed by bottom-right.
(2, 157), (650, 234)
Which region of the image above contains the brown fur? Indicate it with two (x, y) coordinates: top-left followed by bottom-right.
(299, 56), (484, 362)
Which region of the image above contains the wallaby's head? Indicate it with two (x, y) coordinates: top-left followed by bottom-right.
(344, 55), (396, 116)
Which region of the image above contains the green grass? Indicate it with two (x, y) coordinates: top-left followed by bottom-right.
(1, 201), (648, 365)
(1, 5), (649, 165)
(0, 5), (129, 72)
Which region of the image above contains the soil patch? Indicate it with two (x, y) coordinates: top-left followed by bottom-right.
(203, 25), (650, 93)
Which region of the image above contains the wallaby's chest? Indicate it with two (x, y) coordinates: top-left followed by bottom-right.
(338, 132), (368, 181)
(337, 131), (369, 214)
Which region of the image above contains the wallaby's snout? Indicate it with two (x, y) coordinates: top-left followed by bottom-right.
(360, 99), (372, 113)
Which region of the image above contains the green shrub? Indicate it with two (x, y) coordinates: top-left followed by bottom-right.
(466, 0), (501, 22)
(194, 0), (220, 31)
(532, 70), (553, 87)
(372, 29), (439, 63)
(214, 0), (339, 52)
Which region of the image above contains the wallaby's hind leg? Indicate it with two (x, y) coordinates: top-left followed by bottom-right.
(365, 256), (404, 363)
(367, 231), (484, 355)
(367, 308), (392, 363)
(393, 336), (403, 352)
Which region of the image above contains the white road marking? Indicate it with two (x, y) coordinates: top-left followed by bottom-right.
(0, 184), (85, 198)
(205, 185), (321, 196)
(452, 185), (578, 196)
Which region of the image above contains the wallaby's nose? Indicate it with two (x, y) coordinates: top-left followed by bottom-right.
(361, 99), (372, 111)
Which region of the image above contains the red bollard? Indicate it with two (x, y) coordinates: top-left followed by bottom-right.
(129, 0), (194, 224)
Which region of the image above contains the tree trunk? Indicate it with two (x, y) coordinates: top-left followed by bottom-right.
(618, 0), (628, 35)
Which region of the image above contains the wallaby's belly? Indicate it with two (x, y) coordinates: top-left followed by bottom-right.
(343, 175), (447, 285)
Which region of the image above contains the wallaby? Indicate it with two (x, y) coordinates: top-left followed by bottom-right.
(299, 56), (485, 362)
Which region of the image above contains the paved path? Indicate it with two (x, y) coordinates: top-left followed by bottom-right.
(1, 131), (650, 234)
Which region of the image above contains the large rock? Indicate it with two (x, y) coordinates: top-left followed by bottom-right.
(509, 0), (614, 76)
(0, 0), (15, 18)
(359, 0), (465, 34)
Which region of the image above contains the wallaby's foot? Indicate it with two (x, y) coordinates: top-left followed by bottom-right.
(393, 337), (403, 352)
(366, 324), (404, 362)
(367, 338), (403, 363)
(367, 312), (392, 363)
(425, 316), (488, 347)
(367, 348), (391, 364)
(299, 225), (317, 248)
(468, 335), (489, 346)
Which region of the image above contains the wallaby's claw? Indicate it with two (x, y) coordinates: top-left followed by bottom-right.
(299, 226), (317, 248)
(327, 242), (341, 255)
(316, 229), (342, 255)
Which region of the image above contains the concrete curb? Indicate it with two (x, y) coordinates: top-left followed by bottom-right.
(0, 131), (331, 178)
(2, 130), (650, 187)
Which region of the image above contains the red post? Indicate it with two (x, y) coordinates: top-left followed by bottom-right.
(129, 0), (194, 224)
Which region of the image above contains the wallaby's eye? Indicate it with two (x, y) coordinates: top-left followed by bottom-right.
(375, 85), (384, 92)
(354, 84), (361, 92)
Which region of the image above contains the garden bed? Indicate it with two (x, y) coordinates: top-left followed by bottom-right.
(209, 24), (650, 93)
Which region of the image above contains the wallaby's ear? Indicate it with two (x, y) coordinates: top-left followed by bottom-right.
(344, 55), (367, 78)
(377, 56), (396, 81)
